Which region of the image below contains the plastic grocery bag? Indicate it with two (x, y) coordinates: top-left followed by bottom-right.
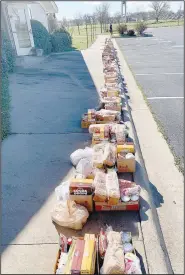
(93, 170), (107, 202)
(70, 147), (93, 166)
(103, 143), (116, 167)
(100, 243), (125, 274)
(106, 170), (120, 205)
(92, 143), (105, 168)
(70, 149), (85, 166)
(125, 253), (142, 274)
(55, 181), (70, 201)
(115, 124), (127, 144)
(51, 200), (89, 230)
(76, 158), (93, 178)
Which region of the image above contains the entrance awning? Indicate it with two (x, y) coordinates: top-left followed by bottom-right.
(38, 1), (58, 14)
(8, 1), (58, 13)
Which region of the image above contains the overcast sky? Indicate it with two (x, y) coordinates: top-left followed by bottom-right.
(55, 1), (184, 20)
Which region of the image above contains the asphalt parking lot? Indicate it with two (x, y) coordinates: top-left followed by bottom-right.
(116, 26), (184, 169)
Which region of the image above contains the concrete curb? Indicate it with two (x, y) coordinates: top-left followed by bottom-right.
(113, 39), (174, 274)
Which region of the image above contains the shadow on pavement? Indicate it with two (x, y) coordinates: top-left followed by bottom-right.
(1, 51), (99, 251)
(136, 249), (147, 274)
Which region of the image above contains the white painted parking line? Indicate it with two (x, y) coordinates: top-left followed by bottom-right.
(147, 97), (184, 100)
(172, 45), (183, 48)
(136, 73), (183, 76)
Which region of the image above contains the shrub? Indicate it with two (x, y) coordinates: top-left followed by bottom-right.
(127, 29), (135, 36)
(1, 31), (16, 72)
(51, 29), (72, 52)
(1, 32), (11, 139)
(31, 20), (52, 55)
(117, 24), (127, 35)
(135, 21), (147, 35)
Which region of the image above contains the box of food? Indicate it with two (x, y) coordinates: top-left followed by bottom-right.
(70, 194), (94, 212)
(54, 236), (100, 275)
(117, 144), (135, 154)
(117, 158), (136, 173)
(81, 238), (96, 274)
(94, 200), (139, 211)
(69, 179), (94, 195)
(81, 120), (95, 129)
(92, 135), (109, 145)
(71, 239), (85, 275)
(64, 240), (76, 274)
(107, 90), (119, 97)
(81, 112), (96, 129)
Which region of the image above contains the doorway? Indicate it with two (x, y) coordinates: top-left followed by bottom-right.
(8, 3), (34, 56)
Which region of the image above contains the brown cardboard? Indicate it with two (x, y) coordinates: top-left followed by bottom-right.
(117, 158), (136, 173)
(117, 144), (135, 153)
(70, 179), (94, 195)
(70, 194), (94, 212)
(81, 120), (96, 129)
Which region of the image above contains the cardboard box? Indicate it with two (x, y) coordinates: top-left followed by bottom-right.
(70, 194), (94, 212)
(95, 200), (139, 211)
(107, 90), (119, 97)
(84, 234), (96, 241)
(81, 239), (96, 274)
(117, 158), (136, 173)
(54, 238), (100, 275)
(92, 135), (109, 145)
(70, 179), (94, 195)
(64, 240), (76, 274)
(71, 239), (85, 275)
(81, 120), (96, 129)
(117, 144), (135, 154)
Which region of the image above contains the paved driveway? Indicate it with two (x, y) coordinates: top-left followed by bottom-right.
(116, 26), (184, 170)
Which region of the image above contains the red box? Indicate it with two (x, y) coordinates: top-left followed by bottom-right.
(94, 200), (139, 211)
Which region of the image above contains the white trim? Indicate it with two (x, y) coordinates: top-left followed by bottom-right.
(147, 97), (184, 100)
(135, 73), (183, 76)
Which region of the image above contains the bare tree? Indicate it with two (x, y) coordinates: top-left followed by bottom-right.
(74, 13), (83, 35)
(150, 1), (170, 23)
(96, 6), (104, 33)
(60, 17), (74, 37)
(96, 3), (110, 33)
(83, 14), (90, 47)
(92, 12), (97, 39)
(176, 4), (182, 25)
(114, 12), (122, 25)
(47, 13), (58, 33)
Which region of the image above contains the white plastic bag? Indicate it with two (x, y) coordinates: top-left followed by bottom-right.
(83, 147), (93, 159)
(70, 149), (85, 166)
(70, 147), (93, 166)
(55, 181), (70, 201)
(93, 170), (107, 202)
(51, 200), (89, 230)
(125, 153), (135, 159)
(106, 170), (120, 205)
(76, 158), (93, 178)
(100, 243), (125, 274)
(125, 253), (142, 274)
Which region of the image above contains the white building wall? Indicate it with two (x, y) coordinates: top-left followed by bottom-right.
(28, 3), (49, 31)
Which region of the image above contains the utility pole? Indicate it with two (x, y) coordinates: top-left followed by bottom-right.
(124, 1), (127, 23)
(121, 1), (127, 23)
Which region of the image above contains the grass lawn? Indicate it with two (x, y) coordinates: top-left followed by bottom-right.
(69, 19), (184, 50)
